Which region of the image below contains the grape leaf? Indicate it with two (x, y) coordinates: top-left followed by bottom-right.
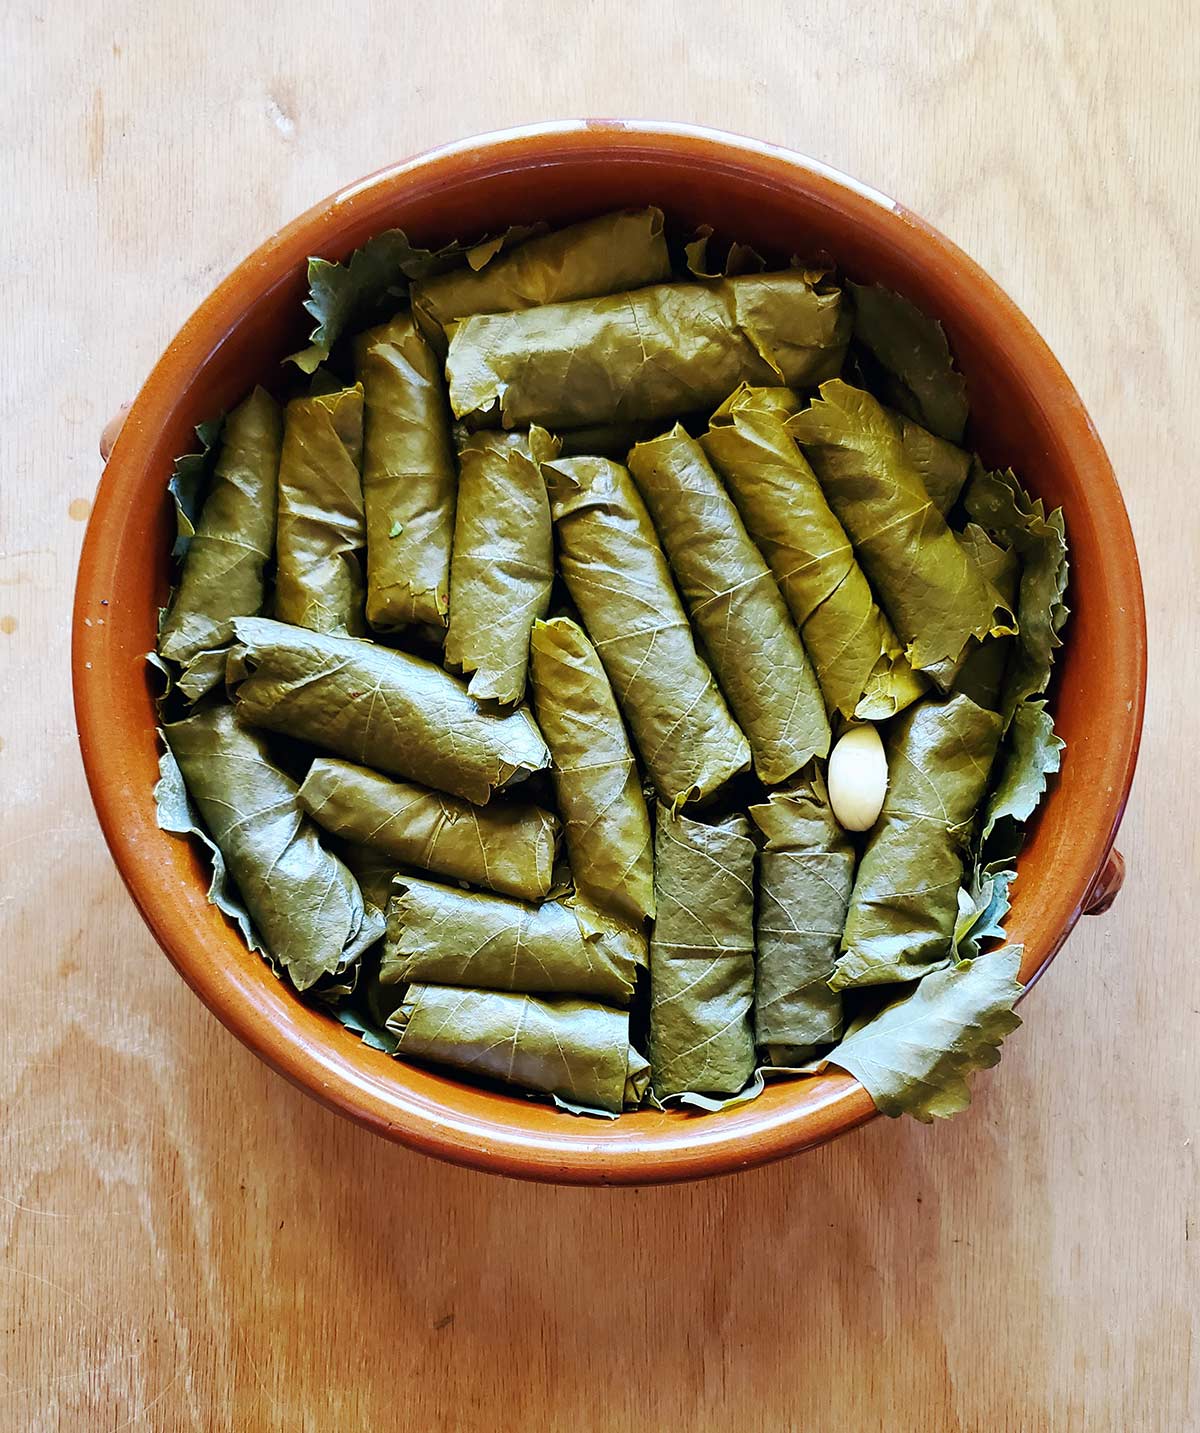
(954, 866), (1016, 960)
(848, 282), (969, 442)
(649, 808), (757, 1101)
(388, 985), (647, 1115)
(964, 462), (1070, 721)
(828, 946), (1023, 1121)
(381, 876), (646, 1004)
(289, 225), (538, 373)
(228, 617), (550, 807)
(982, 698), (1066, 844)
(789, 381), (1015, 675)
(332, 1004), (399, 1055)
(166, 415), (224, 560)
(153, 730), (260, 952)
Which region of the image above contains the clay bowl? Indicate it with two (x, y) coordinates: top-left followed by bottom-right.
(73, 121), (1145, 1185)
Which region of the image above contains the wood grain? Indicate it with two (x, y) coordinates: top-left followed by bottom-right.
(2, 0), (1197, 1427)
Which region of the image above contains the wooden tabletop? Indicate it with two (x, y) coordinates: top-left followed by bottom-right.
(3, 2), (1196, 1427)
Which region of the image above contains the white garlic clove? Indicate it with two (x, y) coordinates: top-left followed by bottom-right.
(828, 723), (888, 832)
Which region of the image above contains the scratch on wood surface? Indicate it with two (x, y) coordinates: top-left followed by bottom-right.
(236, 1328), (287, 1424)
(1, 1264), (108, 1324)
(0, 549), (53, 564)
(111, 1371), (183, 1431)
(265, 94), (295, 139)
(0, 1191), (70, 1219)
(0, 826), (91, 855)
(0, 1351), (140, 1405)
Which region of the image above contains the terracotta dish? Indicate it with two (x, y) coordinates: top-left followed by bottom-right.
(73, 122), (1146, 1185)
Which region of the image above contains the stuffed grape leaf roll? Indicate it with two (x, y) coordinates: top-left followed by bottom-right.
(529, 616), (654, 926)
(228, 616), (549, 805)
(411, 207), (672, 347)
(381, 877), (646, 1003)
(444, 427), (559, 705)
(297, 757), (558, 902)
(387, 986), (650, 1114)
(789, 381), (1016, 679)
(750, 773), (855, 1064)
(158, 705), (383, 991)
(157, 388), (282, 700)
(627, 426), (829, 783)
(701, 384), (925, 722)
(649, 807), (757, 1100)
(544, 456), (750, 807)
(897, 414), (971, 517)
(832, 694), (1004, 990)
(447, 269), (850, 431)
(355, 313), (457, 630)
(274, 383), (367, 635)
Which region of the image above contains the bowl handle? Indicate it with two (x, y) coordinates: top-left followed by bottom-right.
(100, 403), (132, 461)
(1083, 849), (1125, 916)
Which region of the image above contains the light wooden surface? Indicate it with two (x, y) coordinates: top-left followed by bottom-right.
(2, 1), (1196, 1427)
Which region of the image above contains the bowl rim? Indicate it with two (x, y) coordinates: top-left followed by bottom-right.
(73, 119), (1147, 1185)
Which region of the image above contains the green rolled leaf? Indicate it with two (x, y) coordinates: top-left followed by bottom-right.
(649, 807), (757, 1100)
(789, 381), (1015, 677)
(849, 281), (969, 442)
(447, 269), (850, 431)
(158, 388), (282, 699)
(355, 314), (457, 630)
(297, 757), (559, 902)
(627, 427), (830, 784)
(529, 616), (654, 926)
(387, 985), (649, 1114)
(444, 427), (559, 705)
(153, 727), (258, 951)
(962, 465), (1069, 865)
(157, 705), (383, 991)
(827, 947), (1023, 1121)
(952, 523), (1022, 711)
(412, 207), (672, 347)
(229, 616), (549, 806)
(332, 845), (409, 1032)
(750, 771), (856, 1064)
(274, 384), (367, 635)
(896, 415), (971, 516)
(166, 415), (225, 561)
(964, 462), (1070, 721)
(289, 226), (537, 373)
(702, 384), (924, 721)
(833, 694), (1004, 989)
(381, 877), (646, 1003)
(544, 456), (749, 807)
